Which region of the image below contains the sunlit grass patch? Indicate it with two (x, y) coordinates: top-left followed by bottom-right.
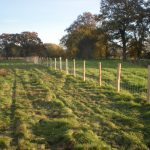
(0, 60), (149, 149)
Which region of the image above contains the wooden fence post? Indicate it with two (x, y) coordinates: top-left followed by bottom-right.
(117, 63), (121, 92)
(36, 56), (39, 64)
(47, 57), (49, 67)
(66, 59), (68, 74)
(40, 57), (42, 65)
(73, 59), (76, 77)
(99, 62), (102, 86)
(50, 58), (52, 69)
(55, 58), (57, 70)
(40, 57), (42, 64)
(33, 56), (38, 64)
(41, 57), (43, 65)
(147, 65), (150, 103)
(59, 57), (62, 71)
(83, 60), (86, 81)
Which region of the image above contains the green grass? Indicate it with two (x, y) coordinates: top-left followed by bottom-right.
(0, 59), (149, 149)
(58, 59), (147, 96)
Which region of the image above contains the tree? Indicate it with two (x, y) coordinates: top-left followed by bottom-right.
(100, 0), (150, 61)
(18, 32), (44, 56)
(60, 12), (109, 59)
(0, 32), (44, 58)
(100, 0), (134, 61)
(129, 0), (150, 60)
(44, 43), (65, 58)
(60, 12), (96, 58)
(0, 33), (16, 58)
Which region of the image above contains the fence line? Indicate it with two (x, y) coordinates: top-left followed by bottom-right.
(16, 57), (148, 102)
(73, 59), (76, 77)
(59, 57), (62, 71)
(99, 62), (102, 87)
(83, 60), (86, 81)
(117, 63), (121, 92)
(55, 58), (57, 70)
(147, 65), (150, 102)
(66, 59), (69, 75)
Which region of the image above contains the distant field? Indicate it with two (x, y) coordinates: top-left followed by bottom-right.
(0, 60), (150, 149)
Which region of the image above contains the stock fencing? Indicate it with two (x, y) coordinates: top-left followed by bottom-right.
(1, 57), (148, 101)
(3, 57), (146, 100)
(37, 57), (149, 102)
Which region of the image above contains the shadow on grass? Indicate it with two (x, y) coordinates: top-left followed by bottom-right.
(10, 70), (17, 123)
(32, 119), (74, 149)
(139, 104), (150, 148)
(10, 70), (19, 146)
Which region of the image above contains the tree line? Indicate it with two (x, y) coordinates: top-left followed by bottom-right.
(61, 0), (150, 61)
(0, 32), (65, 59)
(0, 0), (149, 61)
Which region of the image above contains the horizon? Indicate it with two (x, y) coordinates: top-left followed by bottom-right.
(0, 0), (100, 44)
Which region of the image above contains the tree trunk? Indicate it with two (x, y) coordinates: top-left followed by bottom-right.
(136, 41), (142, 61)
(120, 29), (127, 61)
(122, 41), (127, 61)
(105, 44), (109, 59)
(137, 48), (141, 61)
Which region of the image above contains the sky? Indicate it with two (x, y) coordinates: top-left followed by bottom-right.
(0, 0), (100, 44)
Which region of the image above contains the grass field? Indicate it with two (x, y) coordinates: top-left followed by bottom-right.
(43, 59), (147, 95)
(0, 59), (150, 150)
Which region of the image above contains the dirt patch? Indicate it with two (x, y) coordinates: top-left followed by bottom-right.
(0, 69), (8, 77)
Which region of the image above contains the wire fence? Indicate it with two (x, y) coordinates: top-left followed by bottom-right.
(38, 57), (148, 98)
(0, 57), (148, 101)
